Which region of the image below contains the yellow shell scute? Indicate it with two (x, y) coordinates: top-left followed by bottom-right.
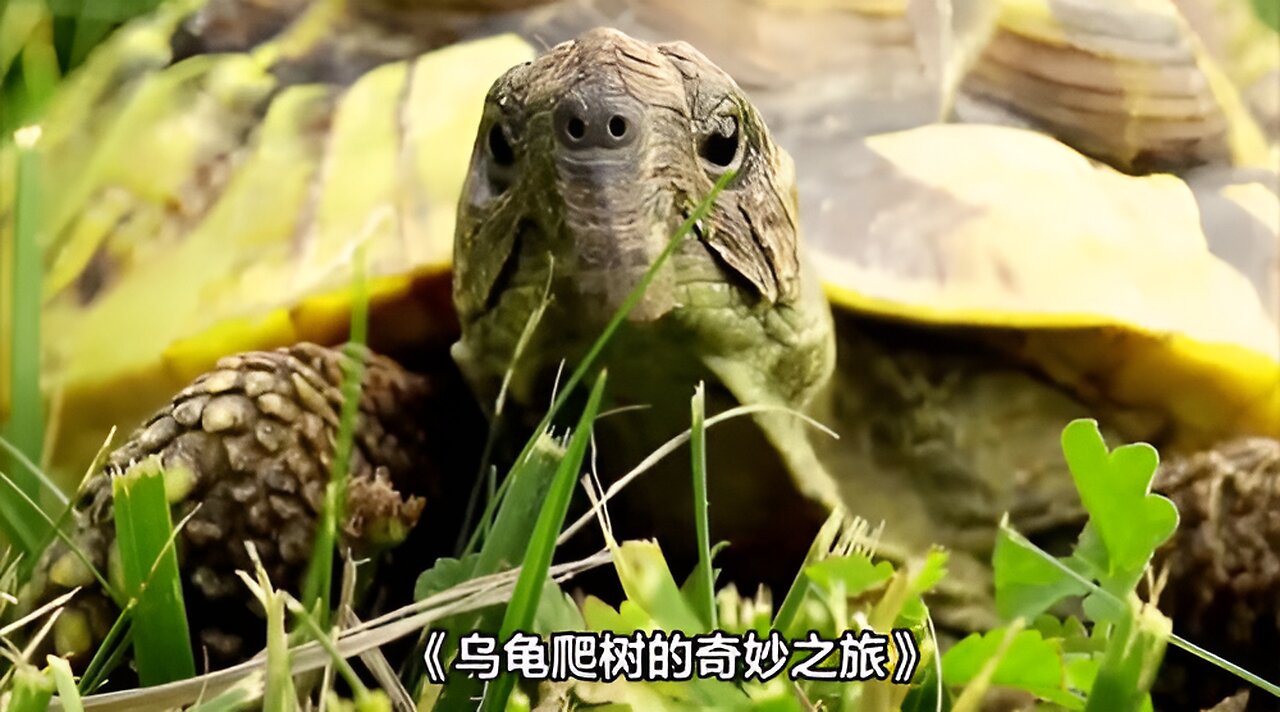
(33, 34), (534, 472)
(305, 61), (407, 290)
(45, 54), (276, 301)
(812, 123), (1279, 444)
(401, 36), (536, 268)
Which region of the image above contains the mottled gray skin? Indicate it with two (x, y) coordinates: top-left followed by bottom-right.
(451, 28), (837, 584)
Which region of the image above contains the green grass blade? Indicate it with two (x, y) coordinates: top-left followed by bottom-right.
(1168, 634), (1280, 698)
(0, 435), (70, 509)
(282, 592), (371, 704)
(427, 433), (566, 709)
(773, 509), (845, 636)
(0, 4), (48, 133)
(688, 382), (716, 629)
(262, 583), (295, 712)
(480, 372), (608, 712)
(0, 10), (61, 132)
(301, 243), (370, 626)
(18, 24), (61, 111)
(77, 625), (132, 694)
(1084, 600), (1168, 712)
(26, 428), (115, 575)
(2, 127), (49, 556)
(9, 663), (55, 712)
(0, 466), (47, 565)
(469, 435), (567, 582)
(47, 655), (84, 712)
(0, 462), (112, 595)
(111, 460), (195, 686)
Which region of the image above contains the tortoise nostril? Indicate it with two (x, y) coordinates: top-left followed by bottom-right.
(554, 93), (640, 150)
(608, 115), (627, 139)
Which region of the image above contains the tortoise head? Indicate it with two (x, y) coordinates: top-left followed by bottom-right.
(454, 27), (803, 319)
(452, 27), (832, 417)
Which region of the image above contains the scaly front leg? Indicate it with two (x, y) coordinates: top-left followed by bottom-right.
(21, 343), (442, 669)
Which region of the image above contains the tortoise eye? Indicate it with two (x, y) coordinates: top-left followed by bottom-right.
(484, 123), (517, 196)
(700, 116), (740, 170)
(488, 123), (515, 167)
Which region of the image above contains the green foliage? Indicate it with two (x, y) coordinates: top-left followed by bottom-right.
(1085, 603), (1167, 712)
(324, 690), (394, 712)
(997, 421), (1174, 608)
(285, 591), (378, 707)
(301, 245), (370, 627)
(413, 553), (483, 603)
(969, 418), (1278, 708)
(1253, 0), (1280, 31)
(1060, 419), (1177, 609)
(460, 435), (566, 589)
(424, 429), (566, 708)
(991, 522), (1087, 622)
(1, 127), (49, 556)
(76, 602), (133, 693)
(575, 524), (945, 712)
(481, 372), (608, 712)
(772, 510), (845, 637)
(687, 384), (717, 629)
(110, 457), (195, 686)
(957, 419), (1176, 708)
(47, 655), (83, 712)
(415, 437), (569, 704)
(0, 0), (167, 134)
(580, 540), (753, 710)
(943, 626), (1081, 708)
(805, 555), (895, 599)
(185, 683), (262, 712)
(8, 663), (55, 712)
(238, 551), (296, 712)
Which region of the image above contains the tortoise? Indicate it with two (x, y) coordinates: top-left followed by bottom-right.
(3, 0), (1278, 700)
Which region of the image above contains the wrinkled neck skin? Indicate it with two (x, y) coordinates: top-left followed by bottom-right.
(450, 28), (836, 492)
